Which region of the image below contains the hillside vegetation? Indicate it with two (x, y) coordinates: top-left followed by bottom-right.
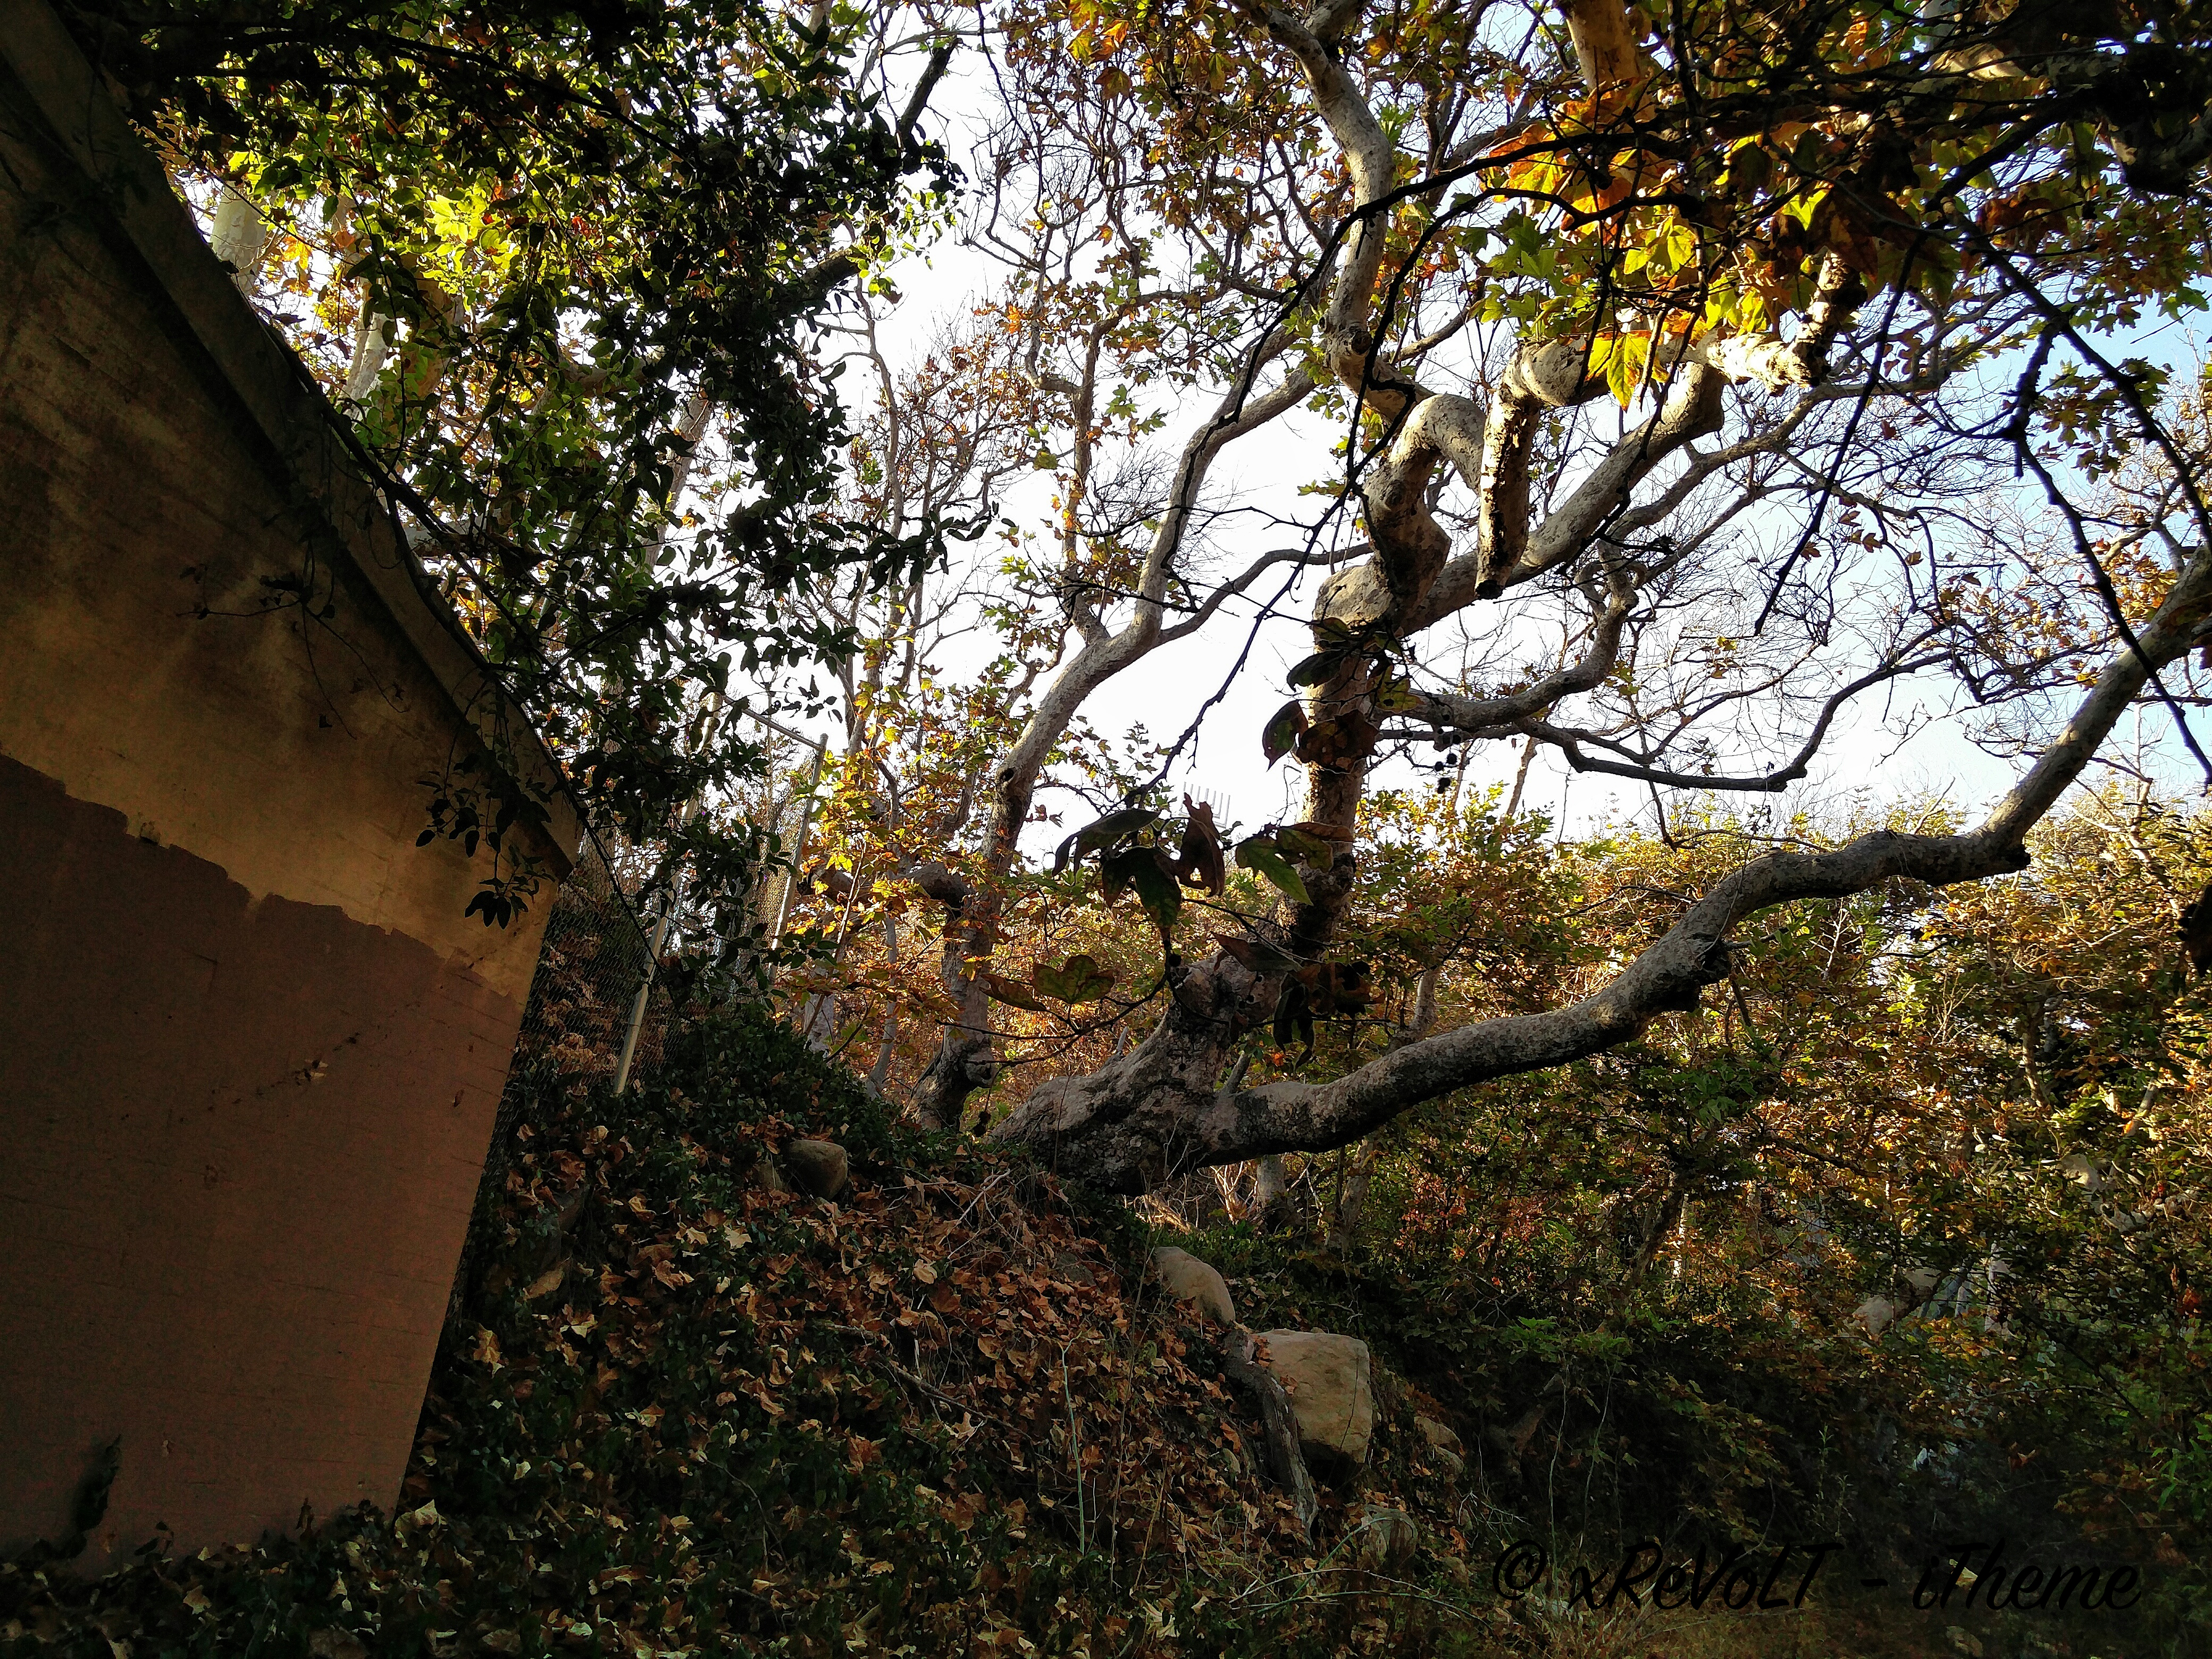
(8, 798), (2210, 1657)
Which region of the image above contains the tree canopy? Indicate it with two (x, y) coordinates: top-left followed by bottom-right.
(760, 0), (2212, 1192)
(68, 0), (957, 925)
(93, 0), (2212, 1171)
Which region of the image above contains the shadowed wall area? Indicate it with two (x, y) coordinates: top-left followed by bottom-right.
(0, 0), (580, 1570)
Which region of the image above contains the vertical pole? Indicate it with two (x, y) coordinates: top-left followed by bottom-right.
(609, 694), (725, 1095)
(611, 896), (675, 1096)
(768, 737), (828, 946)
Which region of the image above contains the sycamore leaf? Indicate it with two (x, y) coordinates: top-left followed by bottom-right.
(1214, 933), (1304, 975)
(1103, 844), (1184, 929)
(978, 969), (1046, 1011)
(1262, 701), (1308, 766)
(1176, 798), (1226, 895)
(523, 1264), (566, 1301)
(1374, 675), (1422, 713)
(1053, 806), (1160, 874)
(1272, 824), (1339, 864)
(1033, 952), (1118, 1003)
(1235, 836), (1309, 904)
(1272, 979), (1314, 1058)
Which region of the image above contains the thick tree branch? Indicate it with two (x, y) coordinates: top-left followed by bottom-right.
(995, 548), (2212, 1186)
(1201, 553), (2212, 1159)
(1406, 583), (1635, 734)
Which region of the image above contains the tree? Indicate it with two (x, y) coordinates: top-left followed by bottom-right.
(67, 0), (957, 926)
(822, 0), (2212, 1185)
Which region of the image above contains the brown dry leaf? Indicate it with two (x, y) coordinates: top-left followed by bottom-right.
(523, 1266), (565, 1301)
(471, 1328), (504, 1371)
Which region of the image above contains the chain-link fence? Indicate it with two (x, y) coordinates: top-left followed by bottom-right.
(447, 832), (674, 1332)
(449, 730), (831, 1330)
(505, 718), (826, 1090)
(509, 832), (674, 1084)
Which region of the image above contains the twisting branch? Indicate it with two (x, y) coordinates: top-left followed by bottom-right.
(995, 546), (2212, 1187)
(1194, 548), (2212, 1162)
(1404, 581), (1636, 737)
(1419, 648), (1954, 791)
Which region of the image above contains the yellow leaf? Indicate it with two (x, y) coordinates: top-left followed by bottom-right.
(523, 1266), (565, 1301)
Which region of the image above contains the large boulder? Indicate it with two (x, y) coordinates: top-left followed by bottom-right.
(1257, 1330), (1375, 1469)
(784, 1138), (849, 1198)
(1855, 1295), (1899, 1337)
(1151, 1246), (1236, 1327)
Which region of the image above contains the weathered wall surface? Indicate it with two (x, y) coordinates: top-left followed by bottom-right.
(0, 5), (578, 1566)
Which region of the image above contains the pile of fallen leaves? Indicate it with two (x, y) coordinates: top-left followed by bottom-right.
(1, 1010), (1485, 1658)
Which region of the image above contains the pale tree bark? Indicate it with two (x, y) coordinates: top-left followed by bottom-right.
(911, 333), (1323, 1127)
(992, 544), (2212, 1187)
(983, 0), (2212, 1189)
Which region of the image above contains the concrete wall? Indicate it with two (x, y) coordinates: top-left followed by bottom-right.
(0, 2), (580, 1567)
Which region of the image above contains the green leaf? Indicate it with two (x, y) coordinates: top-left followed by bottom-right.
(1235, 836), (1310, 904)
(1374, 676), (1422, 713)
(1262, 700), (1308, 766)
(1272, 825), (1337, 864)
(1102, 845), (1183, 929)
(1033, 953), (1118, 1003)
(1054, 807), (1162, 874)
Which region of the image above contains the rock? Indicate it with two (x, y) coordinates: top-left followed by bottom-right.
(1258, 1330), (1375, 1469)
(1415, 1414), (1465, 1478)
(1350, 1505), (1420, 1572)
(2060, 1152), (2105, 1193)
(1855, 1295), (1898, 1337)
(1151, 1246), (1236, 1327)
(784, 1138), (849, 1198)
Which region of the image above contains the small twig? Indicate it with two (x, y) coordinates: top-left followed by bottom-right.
(823, 1323), (1021, 1434)
(1062, 1345), (1088, 1547)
